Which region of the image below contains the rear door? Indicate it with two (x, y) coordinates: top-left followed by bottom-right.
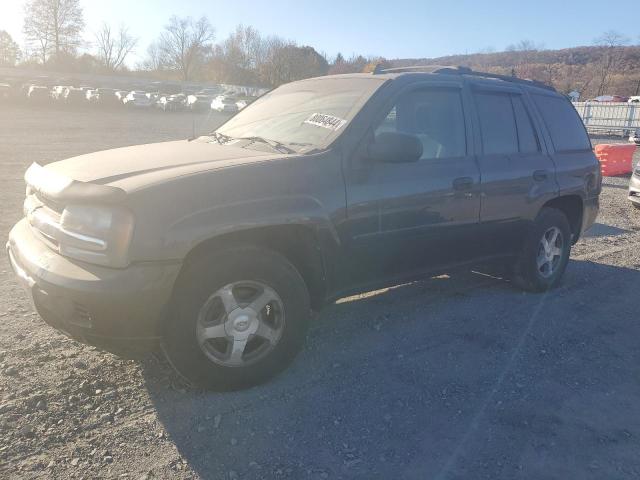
(471, 84), (557, 255)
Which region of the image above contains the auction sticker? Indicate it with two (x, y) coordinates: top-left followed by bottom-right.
(303, 113), (347, 131)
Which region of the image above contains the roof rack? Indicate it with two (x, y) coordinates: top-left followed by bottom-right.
(373, 64), (555, 91)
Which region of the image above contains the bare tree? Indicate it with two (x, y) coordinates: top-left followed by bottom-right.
(260, 39), (328, 86)
(157, 16), (215, 81)
(0, 31), (21, 67)
(506, 39), (543, 52)
(23, 0), (84, 63)
(593, 30), (629, 96)
(328, 53), (369, 75)
(94, 23), (138, 71)
(140, 41), (164, 72)
(222, 25), (265, 70)
(505, 39), (544, 78)
(209, 25), (267, 84)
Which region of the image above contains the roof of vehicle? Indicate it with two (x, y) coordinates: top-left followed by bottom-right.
(377, 65), (556, 91)
(304, 65), (556, 93)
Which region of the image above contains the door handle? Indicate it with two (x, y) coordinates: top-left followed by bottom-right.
(453, 177), (474, 191)
(533, 170), (549, 182)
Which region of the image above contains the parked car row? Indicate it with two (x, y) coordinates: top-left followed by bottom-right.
(587, 95), (640, 104)
(2, 82), (256, 113)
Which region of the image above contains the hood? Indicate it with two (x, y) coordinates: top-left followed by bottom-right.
(45, 138), (282, 190)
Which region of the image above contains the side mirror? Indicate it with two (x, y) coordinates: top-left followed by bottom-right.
(367, 132), (423, 163)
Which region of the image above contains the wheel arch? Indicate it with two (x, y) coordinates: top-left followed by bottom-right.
(177, 224), (330, 311)
(542, 195), (584, 243)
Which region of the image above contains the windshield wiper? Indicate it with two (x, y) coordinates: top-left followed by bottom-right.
(235, 136), (296, 154)
(209, 132), (232, 144)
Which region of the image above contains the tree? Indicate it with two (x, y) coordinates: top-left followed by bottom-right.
(23, 0), (84, 64)
(157, 16), (215, 81)
(0, 31), (21, 66)
(593, 30), (629, 96)
(328, 54), (369, 75)
(140, 41), (165, 72)
(259, 40), (328, 86)
(94, 23), (138, 71)
(210, 25), (266, 84)
(506, 39), (543, 78)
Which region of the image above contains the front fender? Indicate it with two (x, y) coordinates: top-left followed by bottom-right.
(126, 151), (346, 263)
(164, 195), (342, 259)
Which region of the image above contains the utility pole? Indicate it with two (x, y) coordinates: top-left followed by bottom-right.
(635, 78), (640, 96)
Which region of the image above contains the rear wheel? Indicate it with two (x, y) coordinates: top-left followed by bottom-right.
(513, 207), (572, 292)
(163, 246), (310, 390)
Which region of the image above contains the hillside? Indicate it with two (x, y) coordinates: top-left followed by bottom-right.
(390, 45), (640, 99)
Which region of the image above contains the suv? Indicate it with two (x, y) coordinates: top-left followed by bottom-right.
(6, 66), (600, 390)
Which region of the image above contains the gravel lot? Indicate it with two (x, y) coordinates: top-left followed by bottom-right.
(1, 105), (640, 480)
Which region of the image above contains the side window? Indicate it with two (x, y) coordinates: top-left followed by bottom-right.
(532, 94), (591, 152)
(474, 92), (518, 155)
(374, 89), (466, 160)
(512, 96), (540, 154)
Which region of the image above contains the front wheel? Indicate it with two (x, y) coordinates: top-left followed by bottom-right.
(163, 246), (310, 390)
(512, 207), (572, 292)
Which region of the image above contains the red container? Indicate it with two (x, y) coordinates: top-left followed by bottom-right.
(594, 144), (637, 176)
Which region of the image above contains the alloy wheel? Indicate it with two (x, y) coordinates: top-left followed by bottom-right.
(536, 226), (564, 278)
(196, 281), (285, 367)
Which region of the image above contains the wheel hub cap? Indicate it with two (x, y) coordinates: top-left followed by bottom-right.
(536, 226), (564, 279)
(196, 281), (285, 367)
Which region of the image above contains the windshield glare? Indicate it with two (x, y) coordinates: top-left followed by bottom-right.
(215, 77), (384, 151)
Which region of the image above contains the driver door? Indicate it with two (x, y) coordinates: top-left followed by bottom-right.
(342, 84), (481, 288)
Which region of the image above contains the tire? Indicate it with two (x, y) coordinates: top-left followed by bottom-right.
(512, 207), (572, 292)
(163, 246), (310, 390)
(632, 202), (640, 210)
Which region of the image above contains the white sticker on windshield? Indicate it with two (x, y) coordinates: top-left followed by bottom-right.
(303, 113), (347, 131)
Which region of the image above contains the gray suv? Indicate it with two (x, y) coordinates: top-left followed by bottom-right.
(7, 66), (600, 389)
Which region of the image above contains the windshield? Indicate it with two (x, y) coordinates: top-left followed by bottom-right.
(215, 76), (385, 152)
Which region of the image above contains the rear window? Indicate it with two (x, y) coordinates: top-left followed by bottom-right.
(475, 92), (518, 155)
(532, 94), (591, 152)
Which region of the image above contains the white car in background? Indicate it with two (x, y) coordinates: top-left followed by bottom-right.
(629, 96), (640, 104)
(186, 94), (214, 111)
(145, 92), (160, 103)
(210, 95), (240, 113)
(85, 89), (100, 103)
(156, 93), (186, 112)
(123, 91), (153, 108)
(50, 85), (69, 100)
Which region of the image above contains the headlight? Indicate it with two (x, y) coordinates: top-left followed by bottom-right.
(59, 205), (135, 267)
(27, 202), (135, 268)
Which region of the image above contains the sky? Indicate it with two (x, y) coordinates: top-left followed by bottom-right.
(3, 0), (639, 66)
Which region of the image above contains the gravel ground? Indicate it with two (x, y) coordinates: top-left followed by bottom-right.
(1, 106), (640, 480)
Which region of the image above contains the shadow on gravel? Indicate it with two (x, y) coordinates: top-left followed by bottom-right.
(583, 222), (630, 237)
(142, 259), (640, 480)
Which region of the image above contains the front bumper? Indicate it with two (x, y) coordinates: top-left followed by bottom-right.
(629, 174), (640, 205)
(6, 219), (182, 357)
